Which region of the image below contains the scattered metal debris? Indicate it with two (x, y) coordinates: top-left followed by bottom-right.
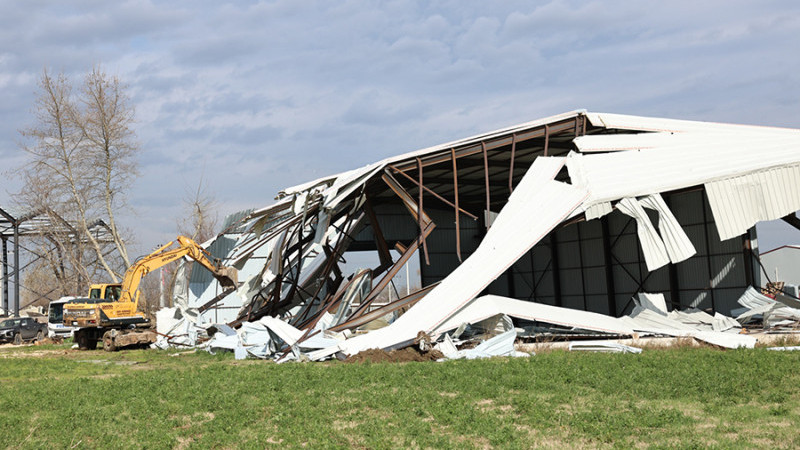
(568, 341), (642, 354)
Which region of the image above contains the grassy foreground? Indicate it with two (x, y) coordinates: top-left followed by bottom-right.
(1, 344), (799, 449)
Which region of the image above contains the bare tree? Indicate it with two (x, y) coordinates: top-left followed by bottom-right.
(178, 176), (219, 243)
(79, 67), (137, 267)
(17, 67), (138, 287)
(160, 177), (220, 307)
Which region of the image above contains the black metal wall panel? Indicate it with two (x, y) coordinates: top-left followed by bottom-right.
(419, 208), (481, 287)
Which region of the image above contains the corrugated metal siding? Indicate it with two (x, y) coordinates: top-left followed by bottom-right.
(713, 287), (749, 314)
(706, 163), (800, 240)
(670, 190), (705, 224)
(558, 241), (581, 268)
(667, 191), (751, 314)
(677, 257), (711, 288)
(353, 203), (419, 244)
(581, 238), (605, 267)
(221, 209), (255, 232)
(561, 295), (584, 310)
(583, 267), (607, 294)
(189, 235), (238, 287)
(420, 208), (481, 286)
(585, 295), (609, 314)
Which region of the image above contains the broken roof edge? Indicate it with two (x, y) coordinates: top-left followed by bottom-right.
(586, 112), (800, 135)
(277, 109), (589, 198)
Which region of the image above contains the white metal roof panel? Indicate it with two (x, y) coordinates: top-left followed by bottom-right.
(567, 132), (800, 207)
(586, 112), (800, 135)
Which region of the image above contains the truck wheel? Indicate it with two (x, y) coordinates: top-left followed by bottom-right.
(36, 330), (44, 342)
(75, 330), (90, 350)
(102, 330), (117, 352)
(13, 333), (21, 345)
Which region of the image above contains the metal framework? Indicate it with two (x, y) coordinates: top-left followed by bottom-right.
(0, 206), (115, 316)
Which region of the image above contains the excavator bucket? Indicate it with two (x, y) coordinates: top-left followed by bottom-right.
(215, 266), (239, 290)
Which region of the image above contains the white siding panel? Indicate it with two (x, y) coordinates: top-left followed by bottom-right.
(575, 132), (681, 152)
(640, 193), (697, 264)
(433, 295), (636, 336)
(706, 163), (800, 240)
(585, 202), (612, 219)
(617, 197), (670, 271)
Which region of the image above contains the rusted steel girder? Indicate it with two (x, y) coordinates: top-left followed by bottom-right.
(543, 124), (550, 156)
(347, 220), (436, 321)
(291, 210), (365, 326)
(294, 269), (371, 331)
(508, 134), (516, 194)
(390, 116), (583, 172)
(386, 164), (478, 220)
(364, 193), (392, 276)
(452, 148), (461, 262)
(483, 141), (490, 225)
(198, 288), (236, 313)
(228, 209), (365, 329)
(417, 157), (430, 266)
(346, 172), (436, 320)
(328, 283), (438, 333)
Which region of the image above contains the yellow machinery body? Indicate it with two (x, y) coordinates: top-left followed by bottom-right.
(64, 236), (238, 350)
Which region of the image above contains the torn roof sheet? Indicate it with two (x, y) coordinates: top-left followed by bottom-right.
(187, 110), (800, 355)
(585, 112), (800, 135)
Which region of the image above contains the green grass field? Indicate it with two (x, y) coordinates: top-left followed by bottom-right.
(1, 343), (799, 449)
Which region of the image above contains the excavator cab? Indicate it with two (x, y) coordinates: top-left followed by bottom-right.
(88, 284), (123, 301)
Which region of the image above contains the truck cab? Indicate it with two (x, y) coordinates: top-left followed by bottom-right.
(48, 297), (79, 339)
(0, 317), (47, 344)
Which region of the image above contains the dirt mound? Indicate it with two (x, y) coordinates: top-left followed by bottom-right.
(344, 347), (444, 363)
(34, 337), (63, 346)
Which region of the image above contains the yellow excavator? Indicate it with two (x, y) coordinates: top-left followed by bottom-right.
(64, 236), (238, 351)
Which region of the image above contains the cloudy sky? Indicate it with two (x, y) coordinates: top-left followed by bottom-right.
(1, 0), (799, 255)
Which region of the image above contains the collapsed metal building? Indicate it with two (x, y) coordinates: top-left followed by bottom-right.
(167, 110), (800, 356)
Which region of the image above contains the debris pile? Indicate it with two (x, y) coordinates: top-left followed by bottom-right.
(733, 286), (800, 330)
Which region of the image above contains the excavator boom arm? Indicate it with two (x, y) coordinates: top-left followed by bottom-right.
(120, 236), (238, 310)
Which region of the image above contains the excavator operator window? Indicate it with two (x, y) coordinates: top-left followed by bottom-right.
(89, 288), (101, 299)
(106, 286), (122, 301)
